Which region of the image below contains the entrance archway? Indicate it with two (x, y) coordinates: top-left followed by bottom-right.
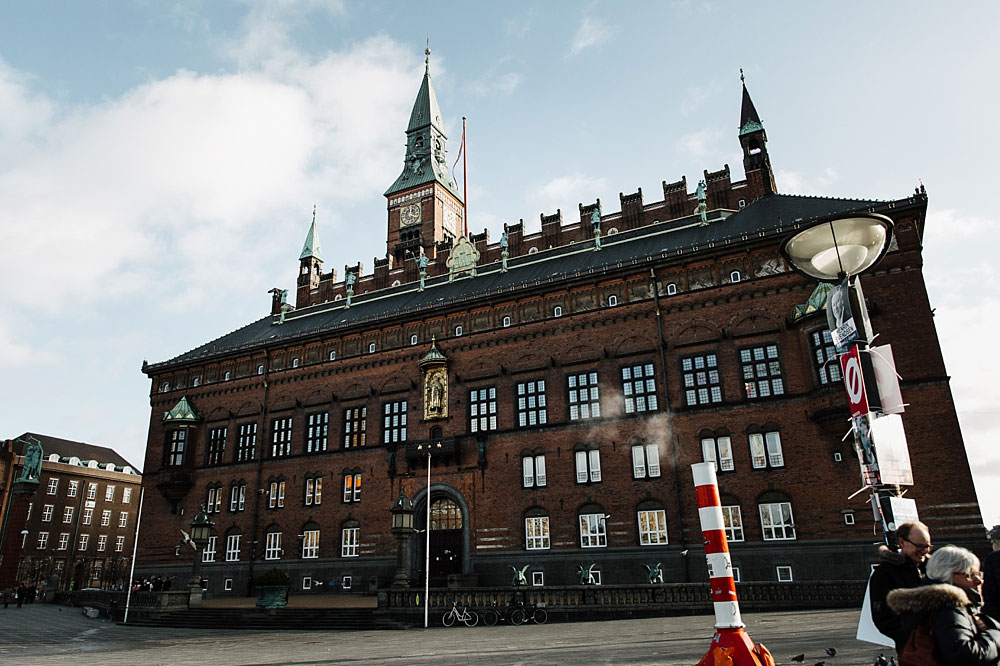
(412, 485), (470, 587)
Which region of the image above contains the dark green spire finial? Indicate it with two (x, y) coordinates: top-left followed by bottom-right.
(425, 38), (430, 72)
(740, 68), (745, 84)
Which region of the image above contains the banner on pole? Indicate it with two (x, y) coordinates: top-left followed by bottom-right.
(871, 414), (913, 486)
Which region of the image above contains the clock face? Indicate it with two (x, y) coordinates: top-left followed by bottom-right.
(444, 208), (458, 233)
(400, 203), (422, 226)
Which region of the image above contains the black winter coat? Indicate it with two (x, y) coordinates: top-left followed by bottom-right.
(983, 550), (1000, 622)
(871, 546), (925, 652)
(888, 583), (1000, 666)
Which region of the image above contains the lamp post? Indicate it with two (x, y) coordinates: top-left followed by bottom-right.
(780, 213), (907, 546)
(390, 494), (416, 588)
(188, 504), (212, 607)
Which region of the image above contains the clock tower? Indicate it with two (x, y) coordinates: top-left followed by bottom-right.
(384, 48), (464, 262)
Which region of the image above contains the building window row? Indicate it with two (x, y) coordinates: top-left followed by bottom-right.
(702, 430), (784, 472)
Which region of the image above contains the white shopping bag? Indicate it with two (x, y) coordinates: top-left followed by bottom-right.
(857, 574), (894, 647)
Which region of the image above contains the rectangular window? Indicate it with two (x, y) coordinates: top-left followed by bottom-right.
(230, 484), (246, 512)
(167, 429), (186, 466)
(101, 510), (111, 527)
(115, 535), (125, 552)
(207, 426), (228, 465)
(271, 417), (293, 457)
(631, 444), (661, 479)
(207, 487), (222, 513)
(341, 527), (359, 557)
(702, 436), (734, 472)
(265, 532), (282, 560)
(87, 483), (97, 500)
(119, 511), (128, 528)
(78, 534), (89, 551)
(105, 485), (115, 502)
(568, 371), (601, 420)
(202, 535), (217, 563)
(760, 502), (796, 541)
(224, 578), (233, 591)
(469, 387), (498, 433)
(237, 422), (257, 462)
(382, 401), (408, 444)
(302, 530), (320, 558)
(63, 506), (74, 523)
(525, 516), (550, 550)
(97, 535), (107, 552)
(810, 328), (842, 385)
(722, 505), (744, 542)
(82, 508), (93, 525)
(58, 533), (69, 550)
(47, 478), (59, 495)
(305, 478), (323, 506)
(123, 487), (132, 504)
(575, 449), (601, 483)
(739, 344), (785, 399)
(516, 380), (547, 427)
(532, 571), (544, 587)
(522, 455), (546, 488)
(306, 412), (329, 453)
(302, 576), (312, 590)
(226, 534), (241, 561)
(579, 513), (607, 548)
(343, 407), (367, 448)
(638, 509), (668, 545)
(622, 363), (659, 414)
(37, 532), (49, 549)
(681, 353), (723, 406)
(268, 481), (285, 509)
(776, 566), (793, 582)
(732, 567), (741, 583)
(343, 473), (362, 503)
(42, 505), (54, 522)
(67, 481), (79, 498)
(749, 432), (784, 469)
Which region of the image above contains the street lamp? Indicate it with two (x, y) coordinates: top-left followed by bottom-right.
(780, 213), (907, 546)
(188, 505), (212, 605)
(390, 494), (415, 588)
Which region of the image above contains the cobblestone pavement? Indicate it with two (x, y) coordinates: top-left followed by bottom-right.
(0, 603), (893, 666)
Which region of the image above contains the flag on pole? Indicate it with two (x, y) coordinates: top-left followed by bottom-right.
(452, 117), (468, 236)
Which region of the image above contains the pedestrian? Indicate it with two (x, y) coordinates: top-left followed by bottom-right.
(162, 577), (172, 591)
(2, 587), (11, 609)
(869, 520), (932, 653)
(888, 545), (1000, 664)
(16, 583), (25, 608)
(983, 526), (1000, 621)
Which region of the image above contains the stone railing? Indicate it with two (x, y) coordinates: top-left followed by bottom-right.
(71, 589), (192, 619)
(377, 580), (867, 623)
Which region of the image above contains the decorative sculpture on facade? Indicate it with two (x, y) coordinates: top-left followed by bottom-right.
(500, 226), (510, 272)
(577, 563), (598, 585)
(345, 268), (356, 308)
(509, 564), (529, 586)
(590, 206), (603, 250)
(642, 562), (664, 584)
(15, 435), (43, 483)
(697, 179), (708, 226)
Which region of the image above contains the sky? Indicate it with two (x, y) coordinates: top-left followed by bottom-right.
(0, 1), (997, 529)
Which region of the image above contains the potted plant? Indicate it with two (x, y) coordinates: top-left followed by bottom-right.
(255, 568), (290, 609)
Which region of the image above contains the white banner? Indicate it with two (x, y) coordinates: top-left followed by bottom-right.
(857, 575), (895, 647)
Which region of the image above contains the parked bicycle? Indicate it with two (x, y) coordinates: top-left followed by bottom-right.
(510, 599), (547, 625)
(481, 600), (513, 626)
(441, 601), (479, 627)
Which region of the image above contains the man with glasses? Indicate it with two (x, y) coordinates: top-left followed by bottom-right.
(869, 521), (932, 653)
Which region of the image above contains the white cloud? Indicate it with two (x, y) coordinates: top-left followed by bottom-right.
(470, 72), (523, 97)
(680, 80), (723, 116)
(569, 16), (613, 56)
(774, 167), (839, 195)
(505, 8), (536, 39)
(534, 174), (607, 206)
(676, 129), (723, 160)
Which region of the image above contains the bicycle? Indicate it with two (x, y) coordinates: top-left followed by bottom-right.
(481, 600), (512, 626)
(441, 601), (479, 627)
(510, 600), (548, 625)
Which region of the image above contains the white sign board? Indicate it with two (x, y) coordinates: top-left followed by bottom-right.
(889, 496), (919, 528)
(871, 344), (905, 415)
(871, 414), (913, 486)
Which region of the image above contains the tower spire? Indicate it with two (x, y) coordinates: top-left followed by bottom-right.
(299, 205), (323, 261)
(739, 69), (763, 136)
(737, 71), (776, 200)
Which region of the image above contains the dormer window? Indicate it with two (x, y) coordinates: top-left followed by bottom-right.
(730, 270), (741, 283)
(738, 199), (746, 209)
(666, 283), (677, 296)
(410, 334), (418, 345)
(162, 383), (170, 393)
(368, 343), (376, 353)
(192, 377), (200, 387)
(292, 358), (300, 368)
(502, 316), (511, 328)
(553, 306), (562, 318)
(257, 365), (264, 375)
(329, 351), (337, 361)
(455, 325), (463, 337)
(225, 371), (232, 381)
(608, 295), (618, 307)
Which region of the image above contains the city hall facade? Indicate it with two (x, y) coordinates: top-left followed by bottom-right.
(135, 61), (984, 597)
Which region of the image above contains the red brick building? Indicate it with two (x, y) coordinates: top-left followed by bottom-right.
(136, 62), (984, 597)
(0, 433), (141, 590)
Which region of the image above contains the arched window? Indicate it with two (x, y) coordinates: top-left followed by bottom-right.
(730, 270), (741, 283)
(257, 364), (264, 375)
(192, 377), (200, 387)
(522, 449), (546, 488)
(430, 498), (463, 530)
(292, 358), (299, 368)
(608, 295), (618, 307)
(368, 342), (376, 353)
(502, 316), (511, 328)
(224, 371), (232, 381)
(719, 494), (744, 542)
(301, 522), (320, 559)
(410, 334), (418, 345)
(342, 468), (362, 503)
(225, 528), (242, 562)
(666, 283), (677, 296)
(578, 503), (607, 548)
(636, 499), (668, 546)
(341, 519), (360, 557)
(553, 306), (562, 317)
(758, 491), (795, 541)
(700, 429), (734, 472)
(455, 325), (463, 337)
(747, 424), (784, 469)
(264, 525), (283, 560)
(524, 507), (550, 550)
(329, 350), (337, 361)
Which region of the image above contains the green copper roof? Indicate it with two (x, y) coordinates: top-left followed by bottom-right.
(385, 54), (462, 200)
(739, 80), (764, 137)
(299, 207), (323, 261)
(418, 338), (448, 366)
(164, 396), (200, 423)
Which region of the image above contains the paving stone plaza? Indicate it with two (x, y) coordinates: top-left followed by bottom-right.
(1, 604), (890, 666)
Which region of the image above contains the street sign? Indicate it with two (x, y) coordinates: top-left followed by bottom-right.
(840, 345), (869, 417)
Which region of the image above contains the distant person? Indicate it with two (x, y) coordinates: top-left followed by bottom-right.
(983, 528), (1000, 621)
(16, 584), (25, 608)
(2, 587), (11, 609)
(869, 521), (932, 652)
(889, 545), (1000, 664)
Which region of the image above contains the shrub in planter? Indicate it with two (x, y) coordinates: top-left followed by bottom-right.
(255, 568), (290, 609)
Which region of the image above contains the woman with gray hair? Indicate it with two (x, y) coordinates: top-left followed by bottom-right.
(888, 545), (1000, 664)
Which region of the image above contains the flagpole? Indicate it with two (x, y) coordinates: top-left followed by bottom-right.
(462, 116), (468, 237)
(123, 486), (145, 624)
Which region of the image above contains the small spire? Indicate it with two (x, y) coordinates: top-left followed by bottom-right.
(299, 207), (323, 262)
(312, 204), (316, 224)
(425, 38), (430, 72)
(740, 68), (745, 84)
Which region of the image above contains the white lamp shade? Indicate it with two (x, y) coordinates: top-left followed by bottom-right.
(781, 215), (893, 281)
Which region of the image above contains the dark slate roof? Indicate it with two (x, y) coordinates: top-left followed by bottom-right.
(151, 193), (890, 370)
(11, 432), (139, 472)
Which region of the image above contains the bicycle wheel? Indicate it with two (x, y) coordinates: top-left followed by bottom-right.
(442, 610), (456, 627)
(463, 610), (479, 627)
(483, 609), (499, 626)
(532, 608), (548, 624)
(510, 608), (526, 626)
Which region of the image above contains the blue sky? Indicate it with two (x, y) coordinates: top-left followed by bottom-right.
(1, 1), (997, 528)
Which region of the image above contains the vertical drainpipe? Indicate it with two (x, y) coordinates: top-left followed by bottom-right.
(649, 268), (690, 582)
(248, 348), (269, 595)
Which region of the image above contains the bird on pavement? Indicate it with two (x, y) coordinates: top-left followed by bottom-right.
(792, 655), (805, 663)
(874, 654), (887, 666)
(825, 648), (837, 657)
